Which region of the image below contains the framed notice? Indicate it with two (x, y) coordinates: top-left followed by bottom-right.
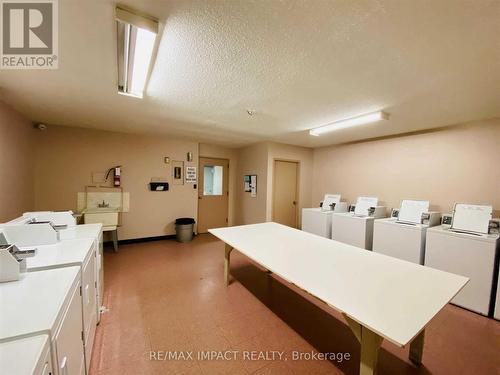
(244, 175), (257, 197)
(185, 166), (197, 183)
(250, 175), (257, 197)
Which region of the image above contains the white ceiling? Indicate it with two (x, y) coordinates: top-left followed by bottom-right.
(1, 0), (499, 148)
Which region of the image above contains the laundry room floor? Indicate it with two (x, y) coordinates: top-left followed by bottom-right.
(90, 235), (500, 375)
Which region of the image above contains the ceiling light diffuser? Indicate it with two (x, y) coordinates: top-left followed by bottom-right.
(309, 111), (389, 136)
(116, 7), (158, 98)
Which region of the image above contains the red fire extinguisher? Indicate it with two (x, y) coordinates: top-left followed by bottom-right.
(105, 166), (121, 187)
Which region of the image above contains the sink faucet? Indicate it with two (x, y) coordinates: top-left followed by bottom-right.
(98, 200), (109, 208)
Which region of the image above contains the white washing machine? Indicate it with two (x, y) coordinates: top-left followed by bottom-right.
(373, 212), (441, 264)
(332, 212), (385, 250)
(373, 219), (429, 264)
(302, 194), (348, 239)
(302, 208), (334, 238)
(425, 225), (499, 316)
(331, 196), (386, 250)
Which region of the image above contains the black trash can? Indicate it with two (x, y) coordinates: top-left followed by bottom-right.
(175, 218), (195, 243)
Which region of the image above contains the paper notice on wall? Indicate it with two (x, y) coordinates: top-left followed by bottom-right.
(244, 175), (251, 192)
(185, 166), (197, 183)
(452, 203), (492, 234)
(250, 175), (257, 197)
(354, 196), (378, 216)
(398, 200), (429, 224)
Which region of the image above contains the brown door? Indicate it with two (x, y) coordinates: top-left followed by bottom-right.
(272, 160), (299, 227)
(198, 157), (229, 233)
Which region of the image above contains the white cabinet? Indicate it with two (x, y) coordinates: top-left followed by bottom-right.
(96, 229), (104, 322)
(58, 223), (104, 323)
(0, 267), (84, 375)
(23, 237), (97, 371)
(53, 281), (85, 375)
(0, 335), (53, 375)
(82, 250), (97, 370)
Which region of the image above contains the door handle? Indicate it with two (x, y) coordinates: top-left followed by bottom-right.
(198, 196), (202, 200)
(292, 201), (297, 205)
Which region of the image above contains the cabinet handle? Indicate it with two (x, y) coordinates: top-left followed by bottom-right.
(85, 284), (90, 304)
(60, 356), (68, 375)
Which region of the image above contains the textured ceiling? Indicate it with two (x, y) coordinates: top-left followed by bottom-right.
(0, 0), (499, 147)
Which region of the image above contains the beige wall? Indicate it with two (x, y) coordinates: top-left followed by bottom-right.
(34, 125), (198, 240)
(266, 142), (313, 227)
(233, 141), (314, 227)
(0, 101), (35, 221)
(199, 143), (238, 226)
(4, 104), (498, 234)
(312, 119), (500, 215)
(235, 142), (269, 225)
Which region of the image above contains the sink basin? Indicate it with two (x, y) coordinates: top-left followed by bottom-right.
(83, 209), (119, 227)
(83, 207), (120, 214)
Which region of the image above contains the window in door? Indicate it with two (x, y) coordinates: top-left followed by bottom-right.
(203, 166), (223, 196)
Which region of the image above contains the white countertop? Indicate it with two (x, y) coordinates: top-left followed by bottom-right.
(209, 222), (468, 347)
(23, 238), (94, 271)
(58, 223), (102, 241)
(0, 267), (80, 341)
(0, 334), (49, 374)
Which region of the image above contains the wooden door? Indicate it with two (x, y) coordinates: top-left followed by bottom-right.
(198, 157), (229, 233)
(272, 160), (299, 227)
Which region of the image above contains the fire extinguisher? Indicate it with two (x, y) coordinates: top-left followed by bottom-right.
(105, 166), (121, 187)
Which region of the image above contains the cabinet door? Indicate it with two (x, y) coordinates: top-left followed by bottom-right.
(82, 252), (97, 372)
(54, 283), (85, 375)
(40, 362), (52, 375)
(82, 253), (97, 339)
(35, 338), (53, 375)
(39, 350), (53, 375)
(95, 233), (104, 323)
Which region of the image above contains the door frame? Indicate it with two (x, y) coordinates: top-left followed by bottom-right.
(198, 156), (230, 233)
(271, 158), (300, 228)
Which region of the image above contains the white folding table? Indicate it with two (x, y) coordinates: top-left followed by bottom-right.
(209, 222), (468, 375)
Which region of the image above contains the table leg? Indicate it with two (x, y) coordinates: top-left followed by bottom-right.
(409, 329), (425, 365)
(343, 314), (383, 375)
(224, 244), (233, 286)
(111, 230), (118, 252)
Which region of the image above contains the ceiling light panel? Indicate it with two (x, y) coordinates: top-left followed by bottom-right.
(116, 7), (158, 98)
(309, 111), (389, 136)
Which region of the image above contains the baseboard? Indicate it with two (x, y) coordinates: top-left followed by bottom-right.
(103, 234), (176, 245)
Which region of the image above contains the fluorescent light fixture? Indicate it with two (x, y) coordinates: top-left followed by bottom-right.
(309, 111), (389, 136)
(116, 7), (158, 98)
